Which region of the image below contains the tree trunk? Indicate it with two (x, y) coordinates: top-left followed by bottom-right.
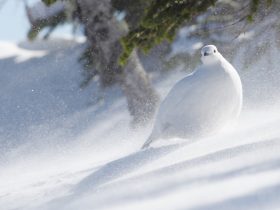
(76, 0), (159, 124)
(121, 50), (159, 125)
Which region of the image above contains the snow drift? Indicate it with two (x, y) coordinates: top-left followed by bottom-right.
(0, 38), (280, 210)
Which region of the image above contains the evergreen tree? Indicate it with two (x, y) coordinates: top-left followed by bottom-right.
(27, 0), (268, 124)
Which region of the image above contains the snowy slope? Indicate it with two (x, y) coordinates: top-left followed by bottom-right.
(0, 39), (280, 210)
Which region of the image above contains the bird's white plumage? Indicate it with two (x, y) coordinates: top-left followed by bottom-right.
(142, 45), (242, 148)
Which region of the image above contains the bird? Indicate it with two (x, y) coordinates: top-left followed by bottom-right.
(142, 45), (243, 149)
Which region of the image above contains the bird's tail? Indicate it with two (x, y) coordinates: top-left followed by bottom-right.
(141, 138), (152, 149)
(141, 133), (157, 149)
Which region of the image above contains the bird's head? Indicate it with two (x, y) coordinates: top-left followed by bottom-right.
(200, 45), (221, 64)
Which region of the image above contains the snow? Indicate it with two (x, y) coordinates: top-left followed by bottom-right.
(0, 38), (280, 210)
(28, 1), (65, 21)
(0, 41), (46, 62)
(168, 26), (203, 58)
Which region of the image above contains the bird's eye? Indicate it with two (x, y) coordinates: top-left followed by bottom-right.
(214, 50), (216, 53)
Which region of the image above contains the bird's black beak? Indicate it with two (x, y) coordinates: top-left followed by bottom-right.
(204, 52), (210, 56)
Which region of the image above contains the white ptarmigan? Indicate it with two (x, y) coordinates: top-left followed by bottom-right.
(142, 45), (242, 149)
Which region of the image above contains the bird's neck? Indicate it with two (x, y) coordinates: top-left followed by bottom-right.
(202, 58), (222, 67)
